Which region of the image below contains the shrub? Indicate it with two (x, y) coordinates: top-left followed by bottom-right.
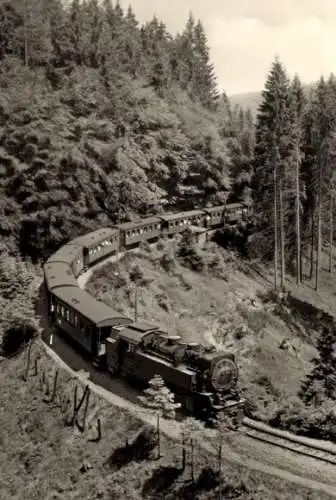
(160, 252), (176, 273)
(177, 228), (205, 272)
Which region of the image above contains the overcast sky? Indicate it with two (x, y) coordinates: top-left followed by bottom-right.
(126, 0), (335, 95)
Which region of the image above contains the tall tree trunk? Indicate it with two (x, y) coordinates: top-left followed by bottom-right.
(329, 195), (333, 273)
(295, 141), (301, 285)
(279, 176), (285, 289)
(273, 165), (278, 290)
(315, 168), (323, 291)
(309, 207), (315, 280)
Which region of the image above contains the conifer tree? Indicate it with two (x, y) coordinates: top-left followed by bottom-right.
(0, 3), (22, 60)
(302, 77), (336, 289)
(68, 0), (85, 65)
(300, 325), (336, 403)
(288, 74), (306, 283)
(252, 57), (292, 288)
(193, 20), (218, 108)
(138, 374), (181, 457)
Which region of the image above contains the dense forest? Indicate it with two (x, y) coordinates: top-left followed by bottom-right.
(0, 0), (335, 293)
(252, 59), (336, 292)
(0, 0), (254, 261)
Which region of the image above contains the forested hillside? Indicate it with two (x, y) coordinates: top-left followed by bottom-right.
(0, 0), (255, 262)
(0, 1), (335, 293)
(251, 59), (336, 292)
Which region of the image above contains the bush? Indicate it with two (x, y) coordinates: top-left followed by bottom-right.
(129, 264), (144, 283)
(160, 252), (176, 273)
(269, 398), (336, 441)
(1, 320), (38, 357)
(177, 229), (205, 272)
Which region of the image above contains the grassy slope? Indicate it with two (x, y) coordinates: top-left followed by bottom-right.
(86, 240), (320, 421)
(1, 341), (334, 500)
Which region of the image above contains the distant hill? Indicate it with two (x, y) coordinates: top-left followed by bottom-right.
(229, 91), (262, 116)
(229, 83), (313, 118)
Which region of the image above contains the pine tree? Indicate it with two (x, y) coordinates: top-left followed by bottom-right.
(328, 171), (336, 272)
(252, 57), (292, 288)
(138, 374), (181, 457)
(300, 325), (336, 403)
(288, 74), (306, 283)
(0, 2), (23, 60)
(301, 77), (335, 286)
(193, 19), (218, 108)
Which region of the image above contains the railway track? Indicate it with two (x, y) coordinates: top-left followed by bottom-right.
(241, 418), (336, 466)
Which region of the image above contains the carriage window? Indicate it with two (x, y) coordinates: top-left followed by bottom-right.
(66, 309), (70, 321)
(127, 343), (136, 353)
(86, 326), (91, 339)
(60, 306), (64, 317)
(74, 315), (78, 327)
(80, 323), (85, 334)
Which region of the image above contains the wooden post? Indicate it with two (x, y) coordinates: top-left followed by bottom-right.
(190, 437), (194, 483)
(182, 435), (186, 470)
(34, 358), (38, 377)
(134, 287), (138, 323)
(51, 369), (59, 402)
(23, 338), (32, 381)
(218, 438), (223, 500)
(72, 385), (78, 424)
(45, 374), (50, 396)
(82, 387), (90, 432)
(97, 418), (102, 441)
(157, 413), (160, 458)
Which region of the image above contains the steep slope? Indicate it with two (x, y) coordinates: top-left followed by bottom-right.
(0, 62), (232, 261)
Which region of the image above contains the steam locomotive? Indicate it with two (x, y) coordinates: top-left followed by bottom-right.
(44, 203), (249, 419)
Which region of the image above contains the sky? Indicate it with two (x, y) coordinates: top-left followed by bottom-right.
(125, 0), (336, 96)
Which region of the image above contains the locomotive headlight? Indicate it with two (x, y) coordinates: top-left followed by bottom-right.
(211, 358), (238, 391)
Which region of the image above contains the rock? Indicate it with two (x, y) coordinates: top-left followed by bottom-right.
(80, 461), (92, 473)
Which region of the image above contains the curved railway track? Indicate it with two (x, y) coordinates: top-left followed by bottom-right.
(241, 418), (336, 466)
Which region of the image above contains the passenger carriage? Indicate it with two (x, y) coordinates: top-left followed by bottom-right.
(159, 210), (205, 237)
(204, 205), (226, 228)
(116, 217), (162, 249)
(43, 262), (79, 315)
(225, 203), (245, 223)
(71, 227), (120, 269)
(51, 286), (131, 363)
(46, 243), (84, 277)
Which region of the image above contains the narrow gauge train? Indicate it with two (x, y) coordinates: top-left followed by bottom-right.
(44, 203), (249, 419)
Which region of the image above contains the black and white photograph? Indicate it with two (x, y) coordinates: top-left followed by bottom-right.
(0, 0), (336, 498)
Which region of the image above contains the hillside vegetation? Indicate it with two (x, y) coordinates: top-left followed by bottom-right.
(87, 234), (336, 442)
(0, 0), (254, 262)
